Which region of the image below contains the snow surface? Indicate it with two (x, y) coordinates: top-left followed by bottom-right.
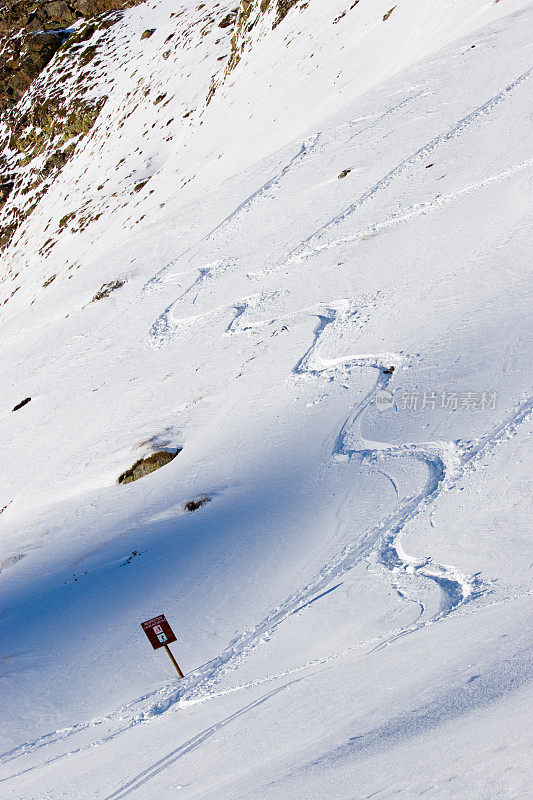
(0, 0), (532, 798)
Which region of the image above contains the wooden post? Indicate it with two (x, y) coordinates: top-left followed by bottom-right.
(164, 644), (184, 678)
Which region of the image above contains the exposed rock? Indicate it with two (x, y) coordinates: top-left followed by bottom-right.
(185, 496), (211, 512)
(141, 28), (155, 39)
(272, 0), (301, 28)
(223, 0), (302, 79)
(0, 1), (146, 113)
(118, 448), (182, 485)
(333, 1), (358, 25)
(219, 12), (237, 28)
(0, 14), (113, 252)
(338, 168), (351, 179)
(0, 3), (150, 250)
(383, 6), (396, 22)
(0, 86), (106, 250)
(12, 397), (31, 411)
(9, 96), (106, 158)
(92, 279), (124, 301)
(0, 176), (15, 209)
(120, 550), (141, 565)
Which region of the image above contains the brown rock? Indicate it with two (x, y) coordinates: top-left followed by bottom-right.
(118, 449), (182, 485)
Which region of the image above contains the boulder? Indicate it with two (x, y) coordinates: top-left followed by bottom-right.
(117, 449), (182, 485)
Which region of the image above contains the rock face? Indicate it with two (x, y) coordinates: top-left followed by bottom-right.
(208, 0), (303, 102)
(0, 1), (146, 112)
(117, 449), (182, 485)
(0, 0), (146, 253)
(0, 0), (306, 256)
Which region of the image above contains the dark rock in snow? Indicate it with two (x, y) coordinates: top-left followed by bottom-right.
(12, 397), (31, 411)
(118, 449), (182, 485)
(92, 279), (124, 301)
(185, 496), (211, 512)
(219, 13), (236, 28)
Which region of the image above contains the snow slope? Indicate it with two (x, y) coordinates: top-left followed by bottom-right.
(0, 0), (532, 797)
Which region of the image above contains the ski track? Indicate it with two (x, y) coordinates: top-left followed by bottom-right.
(100, 680), (305, 800)
(142, 72), (495, 318)
(143, 86), (432, 301)
(148, 288), (279, 345)
(287, 68), (532, 263)
(147, 259), (237, 342)
(345, 88), (429, 143)
(142, 133), (320, 293)
(146, 72), (532, 349)
(2, 302), (532, 781)
(307, 157), (533, 255)
(140, 89), (430, 311)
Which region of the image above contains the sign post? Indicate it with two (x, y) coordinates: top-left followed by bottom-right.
(141, 614), (184, 678)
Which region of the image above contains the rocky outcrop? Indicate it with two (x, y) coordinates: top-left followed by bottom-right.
(0, 1), (147, 254)
(117, 449), (182, 485)
(0, 90), (105, 251)
(92, 280), (124, 302)
(0, 1), (146, 112)
(12, 396), (31, 411)
(271, 0), (302, 27)
(227, 0), (302, 70)
(208, 0), (303, 103)
(185, 496), (211, 512)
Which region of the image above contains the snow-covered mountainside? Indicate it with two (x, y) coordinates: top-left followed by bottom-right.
(1, 0), (532, 797)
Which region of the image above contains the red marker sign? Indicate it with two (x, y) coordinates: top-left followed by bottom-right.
(141, 614), (177, 649)
(141, 614), (184, 678)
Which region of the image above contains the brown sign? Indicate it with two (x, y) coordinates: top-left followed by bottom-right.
(141, 614), (177, 650)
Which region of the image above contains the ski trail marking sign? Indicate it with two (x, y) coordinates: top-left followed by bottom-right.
(141, 614), (184, 677)
(141, 614), (177, 649)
